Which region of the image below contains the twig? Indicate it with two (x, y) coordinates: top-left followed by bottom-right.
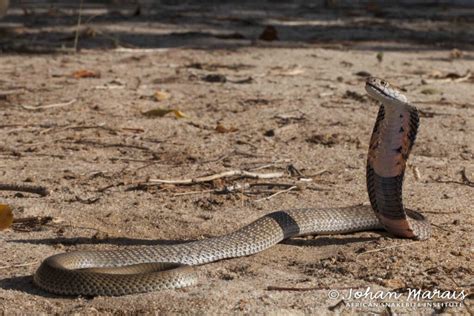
(433, 179), (474, 188)
(418, 110), (453, 118)
(20, 98), (77, 110)
(247, 159), (291, 171)
(309, 168), (328, 177)
(0, 261), (38, 270)
(201, 149), (268, 164)
(217, 183), (250, 194)
(113, 47), (170, 53)
(0, 124), (26, 129)
(0, 89), (25, 96)
(172, 183), (300, 196)
(0, 183), (49, 196)
(356, 241), (419, 257)
(148, 170), (285, 185)
(328, 299), (346, 312)
(221, 182), (296, 194)
(415, 99), (472, 109)
(38, 123), (117, 135)
(12, 216), (53, 232)
(267, 285), (358, 291)
(173, 189), (215, 196)
(61, 139), (153, 152)
(254, 186), (298, 202)
(64, 124), (116, 132)
(430, 223), (453, 233)
(74, 0), (84, 52)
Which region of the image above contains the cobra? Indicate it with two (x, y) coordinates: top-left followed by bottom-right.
(33, 77), (431, 296)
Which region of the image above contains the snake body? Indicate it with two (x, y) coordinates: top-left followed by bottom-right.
(34, 77), (431, 296)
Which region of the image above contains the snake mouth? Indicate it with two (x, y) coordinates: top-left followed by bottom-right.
(366, 81), (392, 99)
(366, 80), (407, 104)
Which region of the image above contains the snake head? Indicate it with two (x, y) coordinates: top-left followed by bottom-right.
(365, 77), (408, 104)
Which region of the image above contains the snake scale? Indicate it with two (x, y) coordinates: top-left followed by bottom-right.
(34, 77), (431, 296)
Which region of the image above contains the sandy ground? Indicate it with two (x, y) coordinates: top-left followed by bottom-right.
(0, 2), (473, 315)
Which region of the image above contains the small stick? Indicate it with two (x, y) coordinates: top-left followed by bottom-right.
(433, 179), (474, 188)
(0, 183), (49, 196)
(430, 223), (453, 233)
(64, 124), (115, 132)
(267, 285), (358, 292)
(308, 168), (328, 177)
(62, 139), (153, 151)
(148, 170), (285, 185)
(74, 0), (84, 52)
(254, 186), (298, 202)
(222, 183), (295, 193)
(328, 299), (346, 312)
(173, 189), (215, 196)
(248, 159), (291, 171)
(219, 183), (251, 193)
(0, 261), (38, 270)
(113, 47), (170, 53)
(356, 241), (419, 257)
(172, 183), (299, 196)
(12, 216), (53, 232)
(20, 98), (77, 110)
(0, 89), (25, 96)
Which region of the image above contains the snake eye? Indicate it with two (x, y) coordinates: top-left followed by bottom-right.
(381, 80), (386, 85)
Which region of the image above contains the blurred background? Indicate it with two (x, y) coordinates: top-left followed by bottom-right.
(1, 0), (474, 52)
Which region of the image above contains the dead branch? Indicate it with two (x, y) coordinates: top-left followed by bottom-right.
(20, 98), (77, 110)
(356, 241), (419, 258)
(254, 185), (298, 202)
(148, 170), (285, 185)
(61, 139), (154, 152)
(0, 183), (49, 196)
(0, 89), (25, 97)
(267, 285), (359, 292)
(12, 216), (53, 232)
(173, 189), (215, 197)
(74, 0), (84, 52)
(0, 261), (38, 270)
(433, 176), (474, 188)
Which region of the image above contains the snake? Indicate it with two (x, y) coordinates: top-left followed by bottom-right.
(33, 77), (431, 296)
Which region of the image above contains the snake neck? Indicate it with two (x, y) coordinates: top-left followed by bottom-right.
(366, 101), (420, 238)
(367, 102), (419, 178)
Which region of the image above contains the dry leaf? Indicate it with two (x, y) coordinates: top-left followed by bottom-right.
(450, 49), (463, 59)
(420, 88), (438, 95)
(268, 66), (305, 77)
(0, 204), (13, 230)
(383, 278), (405, 288)
(202, 74), (227, 83)
(154, 90), (170, 101)
(143, 108), (186, 118)
(430, 70), (443, 78)
(376, 52), (384, 63)
(72, 69), (101, 79)
(215, 123), (238, 133)
(259, 25), (278, 41)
